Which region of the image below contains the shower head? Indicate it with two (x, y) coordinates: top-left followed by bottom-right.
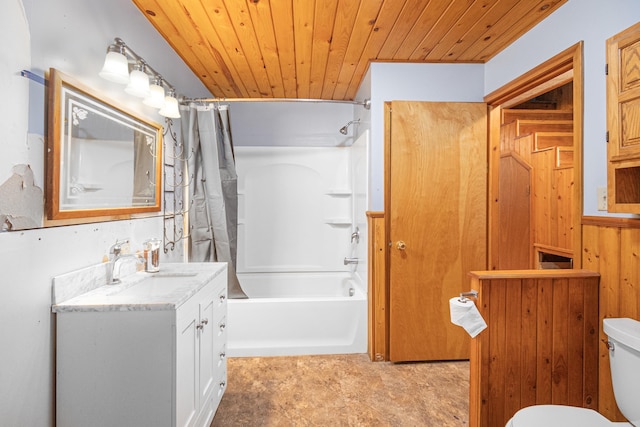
(339, 119), (361, 135)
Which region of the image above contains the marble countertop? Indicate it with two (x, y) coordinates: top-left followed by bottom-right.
(52, 262), (227, 313)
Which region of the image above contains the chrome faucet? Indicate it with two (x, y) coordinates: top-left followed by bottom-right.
(351, 227), (360, 244)
(344, 257), (359, 265)
(109, 239), (144, 284)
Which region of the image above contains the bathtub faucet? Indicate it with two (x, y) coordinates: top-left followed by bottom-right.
(344, 257), (359, 265)
(351, 227), (360, 244)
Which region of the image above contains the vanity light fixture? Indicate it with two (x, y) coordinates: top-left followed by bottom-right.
(98, 42), (129, 84)
(143, 77), (166, 108)
(125, 61), (150, 98)
(159, 89), (181, 119)
(99, 37), (181, 118)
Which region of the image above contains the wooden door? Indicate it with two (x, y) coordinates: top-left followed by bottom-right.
(387, 101), (487, 362)
(498, 153), (532, 269)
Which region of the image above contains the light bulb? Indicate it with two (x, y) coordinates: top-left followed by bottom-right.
(99, 45), (129, 84)
(125, 62), (150, 98)
(143, 77), (165, 108)
(159, 90), (181, 118)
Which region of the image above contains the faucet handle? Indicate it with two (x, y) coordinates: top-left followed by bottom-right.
(110, 239), (130, 255)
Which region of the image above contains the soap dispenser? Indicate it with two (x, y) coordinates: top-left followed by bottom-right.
(143, 238), (161, 273)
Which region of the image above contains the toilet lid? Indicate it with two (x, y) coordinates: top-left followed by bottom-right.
(510, 405), (611, 427)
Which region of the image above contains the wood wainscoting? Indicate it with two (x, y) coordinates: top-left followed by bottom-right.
(468, 270), (600, 427)
(367, 211), (387, 362)
(367, 213), (639, 423)
(583, 216), (640, 422)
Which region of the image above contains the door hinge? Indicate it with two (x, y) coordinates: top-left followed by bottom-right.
(606, 130), (609, 143)
(605, 63), (609, 75)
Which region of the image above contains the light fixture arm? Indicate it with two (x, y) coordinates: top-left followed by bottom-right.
(112, 37), (177, 97)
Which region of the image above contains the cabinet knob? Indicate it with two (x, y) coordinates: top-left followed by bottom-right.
(396, 240), (406, 250)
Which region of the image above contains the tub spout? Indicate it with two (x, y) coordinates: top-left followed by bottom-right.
(344, 257), (359, 265)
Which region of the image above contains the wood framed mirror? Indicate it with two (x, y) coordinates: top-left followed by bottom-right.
(46, 68), (163, 221)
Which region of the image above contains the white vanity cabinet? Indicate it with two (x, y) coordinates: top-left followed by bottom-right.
(176, 276), (228, 427)
(54, 263), (227, 427)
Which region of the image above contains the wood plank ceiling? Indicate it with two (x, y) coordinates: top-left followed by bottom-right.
(131, 0), (567, 101)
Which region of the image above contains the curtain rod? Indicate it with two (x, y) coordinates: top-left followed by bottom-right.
(182, 97), (371, 109)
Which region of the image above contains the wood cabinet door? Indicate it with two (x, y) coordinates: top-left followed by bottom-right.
(176, 305), (199, 427)
(387, 101), (487, 362)
(607, 21), (640, 212)
(199, 289), (217, 410)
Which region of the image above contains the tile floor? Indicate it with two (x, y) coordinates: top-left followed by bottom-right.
(211, 354), (469, 426)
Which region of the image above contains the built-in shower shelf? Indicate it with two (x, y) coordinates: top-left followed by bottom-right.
(324, 218), (352, 226)
(325, 190), (352, 196)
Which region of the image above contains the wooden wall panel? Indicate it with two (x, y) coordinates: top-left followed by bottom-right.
(620, 229), (640, 318)
(532, 149), (554, 247)
(469, 270), (600, 427)
(367, 211), (387, 362)
(520, 279), (538, 407)
(553, 167), (574, 250)
(536, 278), (553, 404)
(581, 217), (640, 421)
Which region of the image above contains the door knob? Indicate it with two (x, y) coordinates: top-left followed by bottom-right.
(396, 240), (406, 250)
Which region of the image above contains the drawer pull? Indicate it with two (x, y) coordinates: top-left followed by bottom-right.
(219, 381), (226, 389)
(196, 323), (203, 330)
(219, 322), (226, 331)
(219, 295), (226, 303)
(219, 352), (226, 360)
(201, 318), (209, 325)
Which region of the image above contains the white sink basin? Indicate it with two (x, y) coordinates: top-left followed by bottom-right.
(113, 272), (200, 299)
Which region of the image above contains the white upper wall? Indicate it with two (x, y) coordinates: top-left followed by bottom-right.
(0, 1), (207, 424)
(1, 1), (30, 183)
(367, 62), (485, 210)
(228, 101), (354, 147)
(23, 0), (209, 98)
(485, 0), (640, 216)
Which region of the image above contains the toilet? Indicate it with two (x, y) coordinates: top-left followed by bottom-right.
(506, 317), (640, 427)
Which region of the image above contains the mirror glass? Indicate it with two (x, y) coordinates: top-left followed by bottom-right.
(47, 69), (162, 220)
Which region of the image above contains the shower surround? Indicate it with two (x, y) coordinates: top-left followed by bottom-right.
(228, 141), (368, 357)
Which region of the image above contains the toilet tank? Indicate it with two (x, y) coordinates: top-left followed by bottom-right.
(603, 317), (640, 425)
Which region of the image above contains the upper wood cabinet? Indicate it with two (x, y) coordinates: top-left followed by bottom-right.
(607, 22), (640, 213)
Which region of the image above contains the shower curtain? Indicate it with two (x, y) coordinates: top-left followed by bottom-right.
(181, 104), (247, 299)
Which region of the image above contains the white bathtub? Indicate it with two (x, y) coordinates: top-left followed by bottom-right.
(227, 272), (367, 357)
